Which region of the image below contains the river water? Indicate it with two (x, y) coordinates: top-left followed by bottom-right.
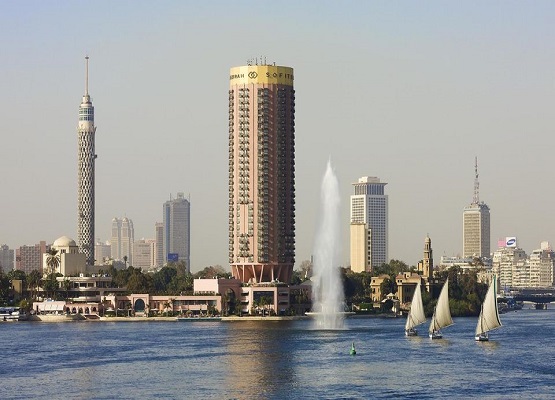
(1, 308), (554, 399)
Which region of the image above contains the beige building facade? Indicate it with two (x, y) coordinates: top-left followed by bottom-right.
(228, 63), (295, 284)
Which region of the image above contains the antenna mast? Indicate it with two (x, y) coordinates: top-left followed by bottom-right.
(85, 55), (89, 95)
(473, 156), (480, 204)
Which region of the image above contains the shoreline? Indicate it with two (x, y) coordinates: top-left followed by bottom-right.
(24, 315), (310, 322)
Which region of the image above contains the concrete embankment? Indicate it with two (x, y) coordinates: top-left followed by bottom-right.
(25, 315), (309, 322)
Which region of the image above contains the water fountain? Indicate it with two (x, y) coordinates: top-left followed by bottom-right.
(307, 160), (349, 329)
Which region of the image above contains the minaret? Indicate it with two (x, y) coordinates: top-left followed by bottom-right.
(77, 56), (97, 265)
(423, 235), (433, 280)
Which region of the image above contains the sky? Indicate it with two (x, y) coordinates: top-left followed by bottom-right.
(2, 1), (555, 272)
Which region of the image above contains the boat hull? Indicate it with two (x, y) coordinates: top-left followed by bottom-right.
(405, 329), (418, 337)
(429, 331), (443, 339)
(475, 333), (489, 342)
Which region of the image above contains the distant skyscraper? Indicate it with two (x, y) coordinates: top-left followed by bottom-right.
(94, 239), (111, 265)
(121, 217), (134, 265)
(133, 239), (155, 270)
(77, 56), (97, 265)
(15, 241), (48, 275)
(463, 157), (490, 259)
(350, 176), (388, 272)
(155, 222), (164, 267)
(228, 61), (296, 283)
(0, 244), (15, 272)
(110, 218), (122, 260)
(110, 217), (134, 264)
(163, 193), (190, 270)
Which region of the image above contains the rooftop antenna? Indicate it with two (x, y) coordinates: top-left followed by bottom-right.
(473, 156), (480, 204)
(85, 55), (89, 95)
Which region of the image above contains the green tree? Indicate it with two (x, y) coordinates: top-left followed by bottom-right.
(194, 265), (229, 279)
(45, 248), (61, 276)
(0, 272), (11, 305)
(380, 277), (395, 300)
(153, 266), (177, 293)
(61, 278), (72, 300)
(7, 269), (26, 282)
(27, 270), (41, 299)
(126, 270), (153, 293)
(42, 274), (59, 299)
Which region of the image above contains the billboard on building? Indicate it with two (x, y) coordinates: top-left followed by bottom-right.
(167, 253), (179, 262)
(505, 237), (517, 248)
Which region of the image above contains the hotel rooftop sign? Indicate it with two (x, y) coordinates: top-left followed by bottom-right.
(229, 65), (294, 86)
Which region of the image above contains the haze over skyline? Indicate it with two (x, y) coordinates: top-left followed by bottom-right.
(2, 2), (554, 272)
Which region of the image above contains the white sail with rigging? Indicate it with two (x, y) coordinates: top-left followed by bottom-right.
(405, 281), (426, 335)
(475, 276), (502, 340)
(429, 279), (453, 338)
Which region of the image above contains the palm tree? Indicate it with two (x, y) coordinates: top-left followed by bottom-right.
(27, 270), (41, 300)
(44, 248), (61, 299)
(45, 248), (61, 276)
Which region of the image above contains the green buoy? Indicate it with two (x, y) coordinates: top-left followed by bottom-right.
(350, 342), (356, 355)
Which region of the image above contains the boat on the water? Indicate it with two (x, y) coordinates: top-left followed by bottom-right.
(0, 307), (27, 321)
(475, 275), (502, 341)
(405, 281), (426, 336)
(429, 279), (453, 339)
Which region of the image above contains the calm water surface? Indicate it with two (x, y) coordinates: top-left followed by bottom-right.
(1, 308), (554, 399)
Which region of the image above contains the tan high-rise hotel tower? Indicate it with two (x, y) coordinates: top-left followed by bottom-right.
(228, 62), (295, 284)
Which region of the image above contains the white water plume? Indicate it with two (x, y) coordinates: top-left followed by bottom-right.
(310, 159), (345, 329)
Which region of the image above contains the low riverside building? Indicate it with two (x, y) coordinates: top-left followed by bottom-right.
(370, 274), (390, 303)
(33, 274), (311, 318)
(43, 236), (86, 276)
(395, 272), (423, 305)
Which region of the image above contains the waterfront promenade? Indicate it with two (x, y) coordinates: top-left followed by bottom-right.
(25, 314), (308, 322)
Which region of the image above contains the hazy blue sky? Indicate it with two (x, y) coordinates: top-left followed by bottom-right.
(2, 2), (554, 272)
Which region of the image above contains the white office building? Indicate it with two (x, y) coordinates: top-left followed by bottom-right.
(350, 176), (388, 272)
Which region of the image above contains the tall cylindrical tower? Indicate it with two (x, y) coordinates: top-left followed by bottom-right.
(77, 56), (97, 265)
(228, 62), (296, 283)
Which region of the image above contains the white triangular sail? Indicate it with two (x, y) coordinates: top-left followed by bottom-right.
(475, 276), (502, 336)
(405, 281), (426, 331)
(429, 279), (453, 333)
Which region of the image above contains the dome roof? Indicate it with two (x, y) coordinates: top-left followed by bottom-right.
(53, 236), (77, 248)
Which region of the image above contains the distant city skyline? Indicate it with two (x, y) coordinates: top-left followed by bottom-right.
(2, 3), (555, 272)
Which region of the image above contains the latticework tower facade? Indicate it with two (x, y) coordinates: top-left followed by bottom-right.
(77, 56), (96, 265)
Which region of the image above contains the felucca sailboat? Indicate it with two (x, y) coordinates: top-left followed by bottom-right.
(475, 275), (502, 341)
(429, 279), (453, 339)
(405, 281), (426, 336)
